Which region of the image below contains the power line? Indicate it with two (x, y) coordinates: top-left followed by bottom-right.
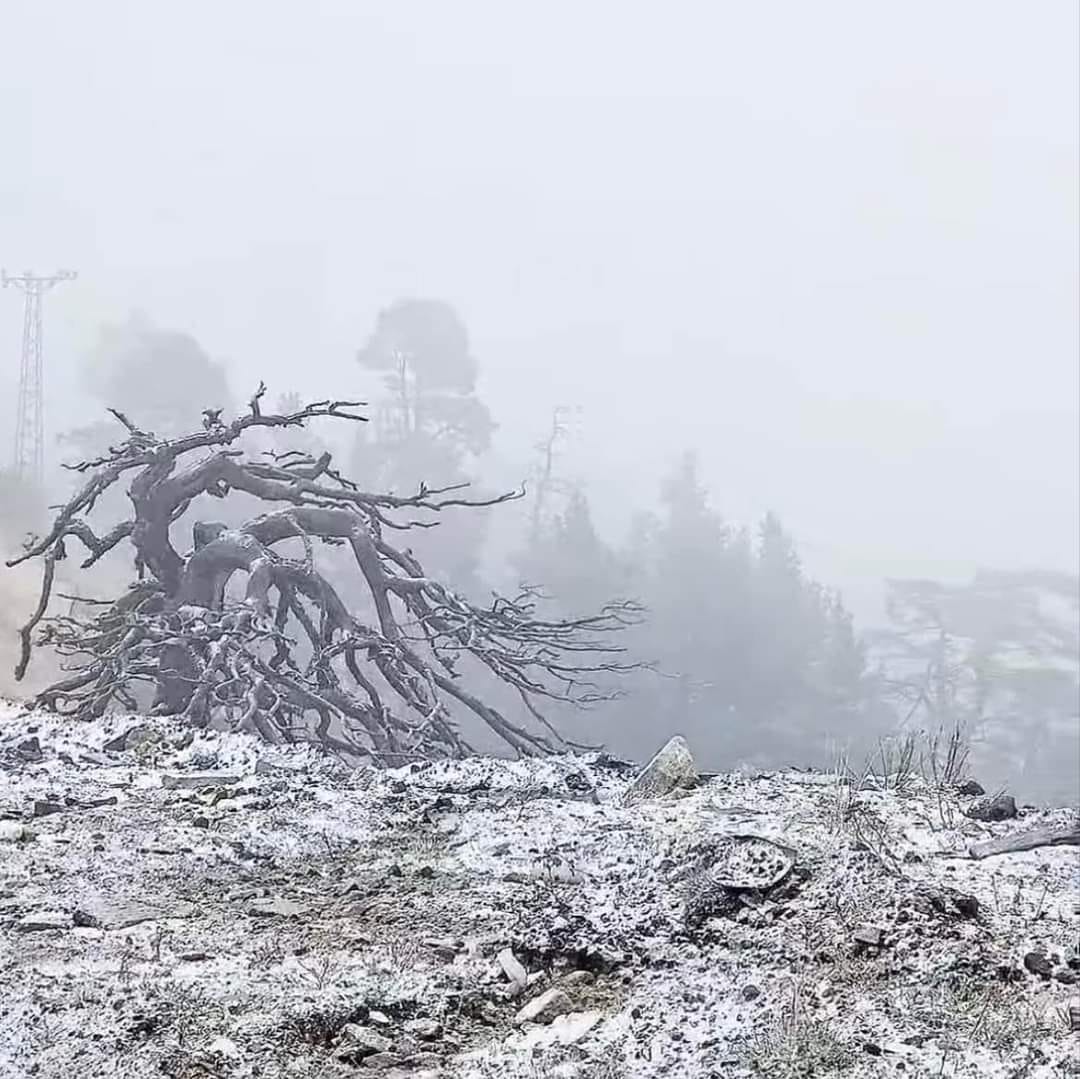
(2, 268), (76, 485)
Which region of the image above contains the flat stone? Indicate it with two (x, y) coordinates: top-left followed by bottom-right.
(515, 988), (574, 1026)
(75, 898), (197, 930)
(622, 736), (697, 805)
(403, 1018), (441, 1040)
(16, 911), (70, 932)
(362, 1053), (405, 1069)
(162, 772), (242, 790)
(255, 753), (305, 775)
(246, 896), (307, 919)
(64, 794), (119, 809)
(853, 926), (886, 949)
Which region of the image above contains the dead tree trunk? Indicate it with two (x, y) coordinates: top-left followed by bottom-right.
(7, 386), (642, 762)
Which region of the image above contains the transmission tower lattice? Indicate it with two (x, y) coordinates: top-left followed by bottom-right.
(2, 269), (76, 484)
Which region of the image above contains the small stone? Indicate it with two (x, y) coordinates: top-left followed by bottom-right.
(955, 779), (985, 796)
(162, 772), (241, 790)
(1024, 951), (1054, 978)
(1055, 970), (1078, 986)
(30, 799), (62, 818)
(72, 909), (100, 928)
(368, 1010), (392, 1026)
(497, 948), (529, 990)
(207, 1035), (240, 1059)
(246, 896), (307, 919)
(180, 951), (212, 962)
(951, 892), (980, 919)
(15, 736), (43, 762)
(853, 926), (886, 949)
(622, 736), (697, 805)
(965, 793), (1018, 822)
(515, 988), (574, 1026)
(335, 1024), (393, 1057)
(742, 984), (761, 1001)
(0, 821), (35, 843)
(16, 911), (70, 932)
(403, 1018), (441, 1040)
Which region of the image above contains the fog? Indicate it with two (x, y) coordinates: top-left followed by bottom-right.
(1, 3), (1077, 794)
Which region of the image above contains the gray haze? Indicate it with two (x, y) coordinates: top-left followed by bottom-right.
(1, 0), (1077, 621)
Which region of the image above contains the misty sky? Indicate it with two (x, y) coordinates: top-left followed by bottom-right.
(1, 1), (1077, 620)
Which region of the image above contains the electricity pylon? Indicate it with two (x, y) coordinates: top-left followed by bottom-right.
(2, 268), (76, 484)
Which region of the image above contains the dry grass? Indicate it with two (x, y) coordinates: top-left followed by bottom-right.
(745, 976), (854, 1076)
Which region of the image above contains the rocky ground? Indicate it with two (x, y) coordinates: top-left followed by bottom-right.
(1, 702), (1078, 1079)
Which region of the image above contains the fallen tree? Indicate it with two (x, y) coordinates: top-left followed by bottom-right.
(6, 386), (641, 762)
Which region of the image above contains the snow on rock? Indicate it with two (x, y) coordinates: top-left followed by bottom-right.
(0, 699), (1078, 1079)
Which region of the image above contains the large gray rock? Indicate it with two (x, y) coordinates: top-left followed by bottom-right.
(622, 736), (697, 806)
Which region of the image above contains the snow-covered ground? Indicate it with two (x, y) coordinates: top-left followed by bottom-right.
(1, 701), (1077, 1078)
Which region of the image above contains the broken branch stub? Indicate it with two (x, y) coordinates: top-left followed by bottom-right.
(7, 389), (643, 761)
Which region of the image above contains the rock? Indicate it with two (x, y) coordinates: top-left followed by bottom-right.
(255, 752), (304, 775)
(955, 779), (985, 796)
(853, 926), (886, 949)
(497, 948), (529, 991)
(335, 1024), (393, 1057)
(74, 898), (197, 930)
(0, 821), (35, 843)
(1055, 970), (1078, 986)
(247, 896), (307, 919)
(403, 1018), (442, 1040)
(363, 1053), (407, 1069)
(15, 736), (43, 763)
(561, 970), (595, 988)
(162, 772), (241, 790)
(103, 725), (163, 755)
(206, 1036), (240, 1059)
(1024, 951), (1054, 978)
(424, 937), (460, 960)
(180, 951), (212, 962)
(64, 794), (119, 810)
(966, 793), (1018, 822)
(515, 988), (574, 1026)
(622, 736), (697, 805)
(742, 984), (761, 1001)
(16, 911), (70, 932)
(368, 1010), (392, 1026)
(31, 800), (64, 818)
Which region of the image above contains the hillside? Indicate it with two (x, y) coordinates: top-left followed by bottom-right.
(1, 703), (1078, 1078)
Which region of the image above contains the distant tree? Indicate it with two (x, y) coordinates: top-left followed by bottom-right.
(351, 300), (496, 594)
(623, 453), (874, 765)
(871, 571), (1080, 797)
(63, 315), (232, 462)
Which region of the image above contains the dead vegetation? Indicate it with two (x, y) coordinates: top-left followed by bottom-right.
(7, 389), (642, 763)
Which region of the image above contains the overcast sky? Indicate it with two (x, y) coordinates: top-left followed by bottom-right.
(1, 1), (1077, 618)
